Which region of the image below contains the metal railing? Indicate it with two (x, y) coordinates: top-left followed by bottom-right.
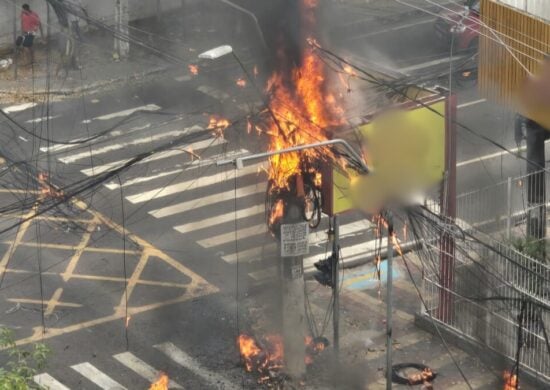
(421, 233), (550, 381)
(456, 169), (550, 240)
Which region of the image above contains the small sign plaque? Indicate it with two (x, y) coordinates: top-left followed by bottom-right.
(280, 222), (309, 257)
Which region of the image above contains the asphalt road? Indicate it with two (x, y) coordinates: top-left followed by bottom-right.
(0, 6), (529, 390)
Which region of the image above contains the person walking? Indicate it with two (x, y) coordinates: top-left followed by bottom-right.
(20, 3), (44, 65)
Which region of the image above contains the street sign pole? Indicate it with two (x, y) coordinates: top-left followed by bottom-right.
(332, 215), (340, 357)
(386, 213), (394, 390)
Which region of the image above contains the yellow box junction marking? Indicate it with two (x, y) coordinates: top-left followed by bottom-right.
(0, 190), (219, 347)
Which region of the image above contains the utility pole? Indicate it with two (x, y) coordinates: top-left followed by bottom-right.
(114, 0), (129, 59)
(13, 1), (17, 80)
(279, 181), (307, 381)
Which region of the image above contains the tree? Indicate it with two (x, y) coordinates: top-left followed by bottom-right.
(0, 327), (50, 390)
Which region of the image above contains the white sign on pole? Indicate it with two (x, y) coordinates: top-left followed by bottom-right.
(280, 222), (309, 257)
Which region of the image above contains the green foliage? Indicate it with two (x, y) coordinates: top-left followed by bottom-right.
(0, 327), (50, 390)
(509, 236), (546, 262)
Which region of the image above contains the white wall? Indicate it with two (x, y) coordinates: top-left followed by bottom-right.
(0, 0), (185, 52)
(497, 0), (550, 22)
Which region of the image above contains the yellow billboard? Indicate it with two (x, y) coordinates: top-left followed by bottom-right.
(323, 98), (447, 215)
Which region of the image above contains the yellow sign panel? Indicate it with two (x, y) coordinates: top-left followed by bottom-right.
(329, 99), (447, 215)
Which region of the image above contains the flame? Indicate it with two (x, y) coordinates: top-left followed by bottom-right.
(236, 78), (247, 88)
(237, 334), (283, 381)
(503, 370), (518, 390)
(268, 199), (284, 226)
(207, 116), (230, 139)
(149, 372), (169, 390)
(37, 172), (63, 199)
(188, 64), (199, 75)
(265, 0), (346, 191)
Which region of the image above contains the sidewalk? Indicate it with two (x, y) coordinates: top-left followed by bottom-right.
(241, 253), (534, 389)
(0, 9), (226, 103)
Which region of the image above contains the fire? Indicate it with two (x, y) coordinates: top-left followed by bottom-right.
(237, 334), (283, 380)
(268, 199), (284, 227)
(149, 372), (169, 390)
(264, 0), (346, 190)
(37, 172), (63, 199)
(236, 78), (247, 88)
(503, 370), (518, 390)
(188, 64), (199, 75)
(207, 116), (230, 139)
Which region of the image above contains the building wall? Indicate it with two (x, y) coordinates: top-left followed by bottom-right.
(497, 0), (550, 21)
(479, 0), (550, 121)
(0, 0), (185, 52)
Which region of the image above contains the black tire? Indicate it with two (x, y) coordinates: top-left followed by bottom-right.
(391, 363), (437, 385)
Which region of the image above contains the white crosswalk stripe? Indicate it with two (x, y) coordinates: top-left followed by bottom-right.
(125, 162), (262, 204)
(71, 362), (127, 389)
(82, 104), (161, 123)
(155, 342), (240, 390)
(59, 125), (203, 164)
(113, 352), (183, 389)
(33, 373), (70, 390)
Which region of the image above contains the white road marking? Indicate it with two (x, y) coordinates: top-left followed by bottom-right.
(81, 141), (242, 177)
(125, 162), (262, 204)
(26, 115), (59, 123)
(59, 125), (203, 164)
(3, 102), (37, 113)
(197, 85), (231, 100)
(33, 373), (70, 390)
(349, 18), (436, 40)
(176, 204), (264, 234)
(40, 123), (153, 153)
(71, 362), (127, 390)
(154, 342), (239, 390)
(18, 136), (28, 142)
(195, 223), (267, 247)
(221, 219), (372, 264)
(113, 352), (183, 389)
(398, 54), (467, 74)
(102, 138), (228, 189)
(149, 183), (264, 219)
(457, 145), (525, 167)
(82, 104), (161, 123)
(457, 98), (486, 109)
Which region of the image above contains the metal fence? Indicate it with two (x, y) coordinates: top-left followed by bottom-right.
(419, 210), (550, 382)
(456, 169), (549, 240)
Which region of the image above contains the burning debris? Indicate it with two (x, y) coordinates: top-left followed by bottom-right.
(391, 363), (436, 387)
(236, 78), (247, 88)
(237, 333), (328, 384)
(37, 172), (63, 199)
(148, 372), (169, 390)
(503, 370), (519, 390)
(188, 64), (199, 75)
(207, 116), (231, 139)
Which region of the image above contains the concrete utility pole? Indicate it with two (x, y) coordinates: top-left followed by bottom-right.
(13, 1), (17, 80)
(114, 0), (129, 59)
(279, 187), (307, 380)
(331, 215), (340, 356)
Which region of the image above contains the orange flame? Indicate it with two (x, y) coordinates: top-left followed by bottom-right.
(503, 370), (518, 390)
(237, 334), (283, 380)
(265, 0), (346, 190)
(188, 64), (199, 75)
(149, 372), (169, 390)
(207, 116), (230, 139)
(37, 172), (63, 199)
(236, 78), (247, 88)
(268, 199), (284, 226)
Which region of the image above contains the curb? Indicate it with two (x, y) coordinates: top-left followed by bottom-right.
(0, 64), (172, 98)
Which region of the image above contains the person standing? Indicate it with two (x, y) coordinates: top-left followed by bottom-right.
(20, 3), (43, 65)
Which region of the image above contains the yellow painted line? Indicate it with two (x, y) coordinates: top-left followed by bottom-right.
(7, 298), (82, 308)
(1, 241), (141, 255)
(342, 270), (380, 288)
(2, 269), (189, 288)
(1, 213), (93, 223)
(61, 217), (98, 282)
(0, 208), (36, 274)
(45, 288), (64, 316)
(115, 251), (149, 312)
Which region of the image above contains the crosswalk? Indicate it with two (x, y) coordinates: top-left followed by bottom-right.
(9, 91), (380, 284)
(33, 341), (239, 389)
